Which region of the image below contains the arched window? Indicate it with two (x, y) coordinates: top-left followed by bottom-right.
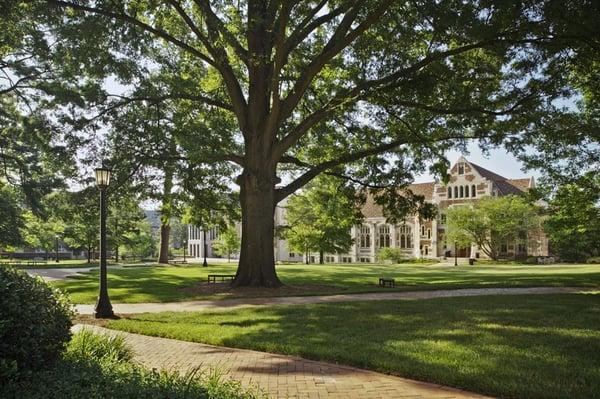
(427, 228), (431, 239)
(472, 185), (476, 197)
(396, 225), (412, 249)
(378, 225), (390, 248)
(454, 186), (458, 198)
(447, 187), (452, 198)
(460, 186), (464, 198)
(360, 226), (371, 248)
(421, 225), (426, 237)
(464, 185), (469, 197)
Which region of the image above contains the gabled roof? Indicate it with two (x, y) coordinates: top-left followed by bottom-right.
(496, 178), (532, 195)
(468, 162), (508, 181)
(361, 183), (435, 218)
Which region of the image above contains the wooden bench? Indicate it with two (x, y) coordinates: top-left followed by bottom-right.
(207, 274), (235, 283)
(379, 277), (395, 288)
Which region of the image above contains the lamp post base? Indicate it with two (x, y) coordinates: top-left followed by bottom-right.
(94, 297), (114, 318)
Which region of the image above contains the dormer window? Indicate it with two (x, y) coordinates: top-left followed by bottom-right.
(458, 163), (465, 175)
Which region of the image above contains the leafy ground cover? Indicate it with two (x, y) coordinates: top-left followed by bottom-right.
(53, 262), (600, 304)
(105, 293), (600, 399)
(1, 329), (262, 399)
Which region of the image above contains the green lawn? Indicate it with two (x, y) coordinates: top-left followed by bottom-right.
(106, 293), (600, 399)
(0, 258), (155, 269)
(53, 262), (600, 304)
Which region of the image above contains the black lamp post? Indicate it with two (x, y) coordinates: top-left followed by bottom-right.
(454, 241), (458, 266)
(55, 234), (60, 263)
(94, 166), (114, 318)
(202, 228), (208, 267)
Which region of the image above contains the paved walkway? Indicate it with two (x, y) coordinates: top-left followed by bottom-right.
(73, 324), (491, 399)
(76, 286), (585, 315)
(27, 267), (99, 281)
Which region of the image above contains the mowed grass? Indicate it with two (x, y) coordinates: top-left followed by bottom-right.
(106, 293), (600, 399)
(53, 262), (600, 304)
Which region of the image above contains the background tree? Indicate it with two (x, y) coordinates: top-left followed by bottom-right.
(122, 218), (156, 261)
(543, 175), (600, 262)
(27, 0), (600, 285)
(446, 196), (539, 260)
(285, 176), (362, 264)
(212, 226), (241, 262)
(0, 185), (25, 251)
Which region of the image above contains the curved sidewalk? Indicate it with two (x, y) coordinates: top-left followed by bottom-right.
(74, 324), (491, 399)
(76, 286), (586, 315)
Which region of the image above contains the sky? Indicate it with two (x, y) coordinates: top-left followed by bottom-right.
(413, 140), (540, 183)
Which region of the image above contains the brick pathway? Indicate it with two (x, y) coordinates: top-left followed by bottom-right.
(73, 325), (491, 399)
(76, 286), (585, 315)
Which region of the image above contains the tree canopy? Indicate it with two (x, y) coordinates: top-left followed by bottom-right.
(445, 195), (539, 260)
(285, 176), (362, 263)
(4, 0), (599, 285)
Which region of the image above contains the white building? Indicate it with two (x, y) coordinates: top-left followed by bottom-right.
(187, 199), (304, 262)
(188, 157), (549, 263)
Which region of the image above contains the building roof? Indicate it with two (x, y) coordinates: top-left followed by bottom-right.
(469, 162), (509, 181)
(468, 161), (531, 194)
(361, 182), (435, 218)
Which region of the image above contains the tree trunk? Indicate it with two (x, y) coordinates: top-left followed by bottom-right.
(87, 243), (91, 264)
(158, 153), (175, 264)
(158, 224), (171, 264)
(319, 250), (324, 264)
(231, 169), (282, 287)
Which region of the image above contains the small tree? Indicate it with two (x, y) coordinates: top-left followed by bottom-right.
(212, 226), (241, 262)
(285, 177), (362, 264)
(446, 196), (538, 260)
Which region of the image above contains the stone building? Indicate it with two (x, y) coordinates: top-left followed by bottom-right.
(188, 157), (549, 263)
(326, 156), (549, 263)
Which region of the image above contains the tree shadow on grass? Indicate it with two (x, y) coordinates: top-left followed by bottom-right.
(114, 293), (600, 399)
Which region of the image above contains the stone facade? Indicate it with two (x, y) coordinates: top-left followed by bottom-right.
(319, 157), (549, 263)
(188, 157), (549, 262)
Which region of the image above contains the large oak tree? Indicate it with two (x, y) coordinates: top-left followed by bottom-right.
(36, 0), (598, 286)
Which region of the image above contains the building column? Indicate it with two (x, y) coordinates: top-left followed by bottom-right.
(370, 222), (377, 262)
(350, 226), (358, 262)
(390, 224), (397, 248)
(413, 217), (421, 258)
(431, 219), (438, 258)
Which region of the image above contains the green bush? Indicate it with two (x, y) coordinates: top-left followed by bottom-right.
(586, 257), (600, 264)
(377, 248), (404, 263)
(0, 267), (73, 379)
(1, 329), (264, 399)
(526, 256), (539, 264)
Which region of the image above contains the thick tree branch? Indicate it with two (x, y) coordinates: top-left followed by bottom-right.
(47, 0), (249, 133)
(193, 0), (249, 64)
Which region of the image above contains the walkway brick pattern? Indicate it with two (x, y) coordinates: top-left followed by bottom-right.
(74, 325), (491, 399)
(76, 286), (584, 315)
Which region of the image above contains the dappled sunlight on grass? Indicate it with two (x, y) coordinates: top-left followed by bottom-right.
(106, 293), (600, 399)
(53, 262), (600, 304)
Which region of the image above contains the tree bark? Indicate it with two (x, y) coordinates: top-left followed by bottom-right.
(87, 243), (91, 264)
(158, 150), (175, 264)
(319, 250), (324, 264)
(231, 169), (282, 288)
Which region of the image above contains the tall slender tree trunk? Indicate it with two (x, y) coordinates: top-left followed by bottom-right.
(158, 145), (175, 264)
(319, 250), (324, 264)
(231, 168), (282, 287)
(87, 243), (91, 264)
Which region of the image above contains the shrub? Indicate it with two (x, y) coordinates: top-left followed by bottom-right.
(377, 248), (404, 264)
(525, 256), (539, 264)
(0, 267), (73, 379)
(586, 256), (600, 264)
(1, 329), (265, 399)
